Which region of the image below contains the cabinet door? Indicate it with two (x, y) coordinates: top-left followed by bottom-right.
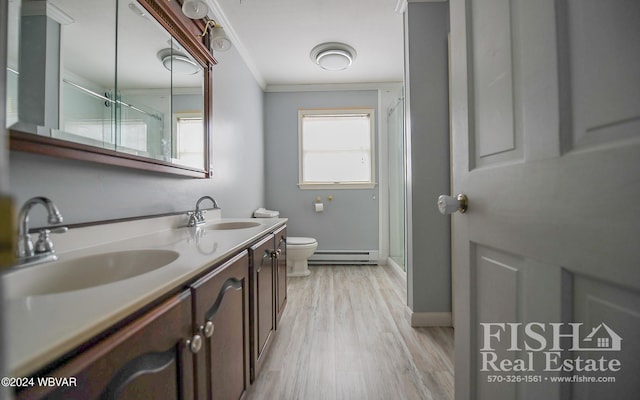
(17, 292), (196, 400)
(191, 251), (250, 400)
(274, 226), (287, 328)
(248, 234), (275, 381)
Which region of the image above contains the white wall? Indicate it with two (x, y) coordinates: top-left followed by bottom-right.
(8, 45), (265, 226)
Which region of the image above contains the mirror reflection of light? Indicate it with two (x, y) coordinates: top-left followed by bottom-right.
(162, 54), (201, 75)
(127, 2), (147, 18)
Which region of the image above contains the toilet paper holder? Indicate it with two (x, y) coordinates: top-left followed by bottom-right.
(314, 196), (324, 212)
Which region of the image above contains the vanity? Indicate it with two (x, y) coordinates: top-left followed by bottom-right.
(3, 1), (285, 397)
(3, 211), (288, 400)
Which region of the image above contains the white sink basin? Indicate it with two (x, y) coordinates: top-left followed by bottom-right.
(3, 249), (179, 298)
(205, 221), (261, 230)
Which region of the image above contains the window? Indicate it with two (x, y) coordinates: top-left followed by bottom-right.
(298, 108), (375, 189)
(173, 112), (204, 168)
(119, 121), (148, 153)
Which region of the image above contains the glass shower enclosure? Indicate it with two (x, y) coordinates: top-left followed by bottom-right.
(388, 92), (406, 271)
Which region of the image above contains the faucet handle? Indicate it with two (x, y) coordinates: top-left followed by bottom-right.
(187, 211), (200, 227)
(34, 226), (68, 254)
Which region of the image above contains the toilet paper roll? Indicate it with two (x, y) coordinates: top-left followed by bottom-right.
(315, 202), (324, 212)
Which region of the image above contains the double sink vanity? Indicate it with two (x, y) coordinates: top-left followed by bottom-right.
(4, 1), (285, 397)
(3, 202), (288, 399)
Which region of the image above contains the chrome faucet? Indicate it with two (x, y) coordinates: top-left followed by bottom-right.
(187, 196), (220, 227)
(16, 196), (67, 264)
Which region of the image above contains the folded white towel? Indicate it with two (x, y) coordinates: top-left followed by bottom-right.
(253, 208), (280, 218)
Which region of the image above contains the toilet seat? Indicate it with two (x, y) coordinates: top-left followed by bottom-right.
(287, 237), (317, 246)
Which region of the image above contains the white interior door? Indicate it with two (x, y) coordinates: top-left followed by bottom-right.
(448, 0), (640, 399)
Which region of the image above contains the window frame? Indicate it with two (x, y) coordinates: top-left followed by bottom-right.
(298, 108), (376, 190)
(172, 111), (204, 168)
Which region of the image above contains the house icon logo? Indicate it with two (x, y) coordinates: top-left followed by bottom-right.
(580, 323), (622, 351)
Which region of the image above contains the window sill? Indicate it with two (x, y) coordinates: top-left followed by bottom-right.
(297, 182), (377, 190)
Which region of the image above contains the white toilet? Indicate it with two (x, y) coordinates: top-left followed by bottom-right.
(286, 237), (318, 277)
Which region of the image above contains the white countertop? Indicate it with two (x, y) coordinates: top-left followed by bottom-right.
(2, 214), (287, 377)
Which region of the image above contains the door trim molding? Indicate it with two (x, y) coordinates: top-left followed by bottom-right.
(405, 308), (452, 327)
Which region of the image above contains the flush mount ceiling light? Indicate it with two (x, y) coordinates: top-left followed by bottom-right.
(182, 0), (209, 19)
(157, 48), (201, 75)
(310, 42), (357, 71)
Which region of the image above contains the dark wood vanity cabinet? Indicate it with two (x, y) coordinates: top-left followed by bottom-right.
(17, 292), (196, 400)
(274, 226), (287, 327)
(15, 225), (287, 399)
(248, 228), (288, 382)
(248, 235), (276, 381)
(190, 251), (250, 400)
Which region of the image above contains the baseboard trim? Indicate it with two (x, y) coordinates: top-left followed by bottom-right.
(405, 308), (452, 327)
(387, 257), (406, 278)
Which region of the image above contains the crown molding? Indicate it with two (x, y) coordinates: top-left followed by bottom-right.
(206, 0), (267, 89)
(265, 82), (403, 93)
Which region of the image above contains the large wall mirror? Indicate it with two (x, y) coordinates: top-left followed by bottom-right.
(6, 0), (215, 177)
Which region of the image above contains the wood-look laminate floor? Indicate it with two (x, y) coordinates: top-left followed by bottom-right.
(247, 265), (454, 400)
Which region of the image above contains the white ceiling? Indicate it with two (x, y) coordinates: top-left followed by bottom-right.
(207, 0), (406, 88)
(11, 0), (405, 90)
(35, 0), (202, 90)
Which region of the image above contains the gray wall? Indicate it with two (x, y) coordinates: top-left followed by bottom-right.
(405, 2), (451, 314)
(8, 46), (265, 226)
(264, 90), (379, 251)
(19, 15), (60, 129)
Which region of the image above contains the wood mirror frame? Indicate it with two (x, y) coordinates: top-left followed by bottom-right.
(9, 0), (216, 178)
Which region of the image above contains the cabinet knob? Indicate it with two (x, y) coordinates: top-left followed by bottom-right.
(186, 334), (203, 354)
(258, 250), (271, 272)
(202, 321), (215, 338)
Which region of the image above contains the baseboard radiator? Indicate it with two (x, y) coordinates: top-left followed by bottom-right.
(308, 250), (379, 265)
